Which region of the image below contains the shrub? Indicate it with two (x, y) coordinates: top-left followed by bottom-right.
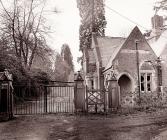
(138, 91), (166, 109)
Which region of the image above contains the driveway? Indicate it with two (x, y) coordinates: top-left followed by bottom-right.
(1, 109), (167, 140)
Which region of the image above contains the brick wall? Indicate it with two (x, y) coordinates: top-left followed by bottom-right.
(104, 27), (159, 108)
(113, 29), (158, 93)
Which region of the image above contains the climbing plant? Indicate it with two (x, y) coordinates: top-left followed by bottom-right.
(77, 0), (107, 50)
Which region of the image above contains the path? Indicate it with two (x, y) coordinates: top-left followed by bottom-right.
(1, 109), (167, 140)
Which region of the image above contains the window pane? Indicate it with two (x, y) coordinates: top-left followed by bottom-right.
(147, 83), (151, 91)
(140, 73), (152, 92)
(147, 74), (151, 82)
(140, 74), (145, 92)
(141, 75), (144, 82)
(141, 83), (144, 91)
(91, 80), (94, 89)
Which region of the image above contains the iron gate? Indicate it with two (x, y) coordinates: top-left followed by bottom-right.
(13, 82), (75, 115)
(86, 88), (106, 113)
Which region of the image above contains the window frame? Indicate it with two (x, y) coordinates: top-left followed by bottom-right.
(140, 71), (152, 93)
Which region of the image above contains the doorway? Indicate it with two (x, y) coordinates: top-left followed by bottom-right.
(118, 74), (132, 96)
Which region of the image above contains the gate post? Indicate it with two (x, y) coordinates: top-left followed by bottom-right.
(107, 73), (119, 112)
(74, 71), (85, 112)
(0, 69), (13, 121)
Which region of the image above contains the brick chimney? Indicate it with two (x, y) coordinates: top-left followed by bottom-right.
(151, 15), (164, 39)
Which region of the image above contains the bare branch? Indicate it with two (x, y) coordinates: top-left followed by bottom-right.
(34, 0), (46, 34)
(22, 0), (34, 35)
(0, 0), (13, 20)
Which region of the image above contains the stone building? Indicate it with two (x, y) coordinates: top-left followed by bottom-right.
(82, 26), (159, 107)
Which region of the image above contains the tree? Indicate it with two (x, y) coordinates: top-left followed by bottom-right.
(0, 0), (49, 70)
(31, 47), (54, 75)
(61, 44), (74, 71)
(54, 53), (65, 81)
(0, 38), (27, 82)
(54, 44), (74, 82)
(77, 0), (106, 50)
(154, 0), (167, 14)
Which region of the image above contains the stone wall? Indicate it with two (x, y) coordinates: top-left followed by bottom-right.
(120, 90), (167, 108)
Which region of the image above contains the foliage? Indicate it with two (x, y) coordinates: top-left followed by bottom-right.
(54, 44), (74, 82)
(0, 0), (55, 85)
(0, 53), (51, 84)
(28, 68), (51, 84)
(121, 91), (167, 109)
(0, 0), (50, 70)
(0, 39), (27, 82)
(31, 47), (54, 78)
(0, 36), (53, 84)
(154, 0), (167, 14)
(77, 0), (106, 50)
(0, 53), (27, 82)
(139, 92), (165, 108)
(54, 53), (66, 81)
(61, 44), (74, 71)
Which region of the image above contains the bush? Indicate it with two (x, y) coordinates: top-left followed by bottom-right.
(121, 91), (167, 109)
(138, 92), (166, 109)
(29, 68), (51, 84)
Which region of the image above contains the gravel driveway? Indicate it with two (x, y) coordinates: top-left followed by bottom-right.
(1, 109), (167, 140)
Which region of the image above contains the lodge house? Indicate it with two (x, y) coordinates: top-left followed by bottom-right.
(82, 15), (167, 108)
(1, 15), (167, 117)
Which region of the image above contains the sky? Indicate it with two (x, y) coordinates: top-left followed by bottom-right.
(105, 0), (157, 37)
(44, 0), (81, 71)
(43, 0), (158, 71)
(0, 0), (158, 71)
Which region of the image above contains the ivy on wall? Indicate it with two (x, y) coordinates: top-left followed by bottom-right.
(77, 0), (107, 50)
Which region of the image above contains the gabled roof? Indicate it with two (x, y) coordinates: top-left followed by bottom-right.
(92, 36), (126, 67)
(105, 26), (156, 71)
(91, 26), (156, 72)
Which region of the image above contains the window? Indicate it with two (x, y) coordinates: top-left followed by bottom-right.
(91, 80), (94, 89)
(140, 73), (152, 92)
(147, 74), (151, 92)
(141, 73), (145, 92)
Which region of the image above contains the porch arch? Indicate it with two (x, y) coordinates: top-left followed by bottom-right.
(118, 73), (134, 95)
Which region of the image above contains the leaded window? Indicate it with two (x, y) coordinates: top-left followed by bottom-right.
(140, 73), (152, 92)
